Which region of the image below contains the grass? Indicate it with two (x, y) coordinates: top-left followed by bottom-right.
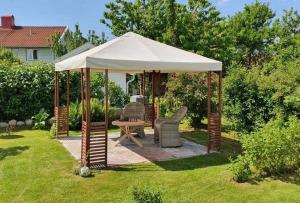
(0, 128), (299, 202)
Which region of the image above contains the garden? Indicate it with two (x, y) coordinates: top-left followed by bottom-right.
(1, 0), (300, 202)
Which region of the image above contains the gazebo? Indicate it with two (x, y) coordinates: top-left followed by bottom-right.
(54, 32), (222, 168)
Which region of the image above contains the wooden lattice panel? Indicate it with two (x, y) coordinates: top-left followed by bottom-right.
(208, 113), (221, 152)
(81, 121), (107, 168)
(144, 104), (159, 127)
(55, 106), (69, 136)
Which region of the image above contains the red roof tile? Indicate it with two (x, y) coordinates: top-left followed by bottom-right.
(0, 26), (66, 48)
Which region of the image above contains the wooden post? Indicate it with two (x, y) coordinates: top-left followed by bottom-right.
(66, 70), (70, 136)
(157, 71), (161, 118)
(143, 70), (146, 105)
(218, 71), (222, 150)
(105, 69), (109, 166)
(207, 71), (211, 153)
(55, 71), (60, 138)
(85, 68), (91, 166)
(80, 69), (85, 122)
(151, 70), (155, 128)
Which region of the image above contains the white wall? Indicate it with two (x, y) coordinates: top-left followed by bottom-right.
(11, 47), (55, 63)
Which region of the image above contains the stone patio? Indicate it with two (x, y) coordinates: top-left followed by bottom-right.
(59, 130), (208, 166)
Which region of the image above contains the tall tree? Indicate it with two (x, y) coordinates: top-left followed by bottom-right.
(50, 24), (106, 57)
(87, 30), (108, 46)
(101, 0), (229, 64)
(226, 1), (275, 66)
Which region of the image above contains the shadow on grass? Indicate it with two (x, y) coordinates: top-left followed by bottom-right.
(0, 135), (24, 139)
(0, 146), (30, 160)
(107, 153), (230, 172)
(247, 171), (300, 186)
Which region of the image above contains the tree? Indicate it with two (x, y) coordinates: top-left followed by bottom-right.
(226, 1), (275, 66)
(88, 30), (107, 46)
(101, 0), (229, 63)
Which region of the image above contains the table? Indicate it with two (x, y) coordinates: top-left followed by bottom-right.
(112, 120), (145, 147)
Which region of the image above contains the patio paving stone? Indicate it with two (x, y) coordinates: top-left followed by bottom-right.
(59, 130), (209, 166)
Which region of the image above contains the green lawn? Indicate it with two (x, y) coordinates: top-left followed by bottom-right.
(0, 128), (299, 203)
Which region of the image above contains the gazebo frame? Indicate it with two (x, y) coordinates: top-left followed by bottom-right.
(54, 32), (222, 168)
(54, 69), (221, 168)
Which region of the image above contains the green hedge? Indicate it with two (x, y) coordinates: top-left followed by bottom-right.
(0, 62), (57, 121)
(0, 60), (128, 121)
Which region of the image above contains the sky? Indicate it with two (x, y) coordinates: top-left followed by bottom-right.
(1, 0), (299, 39)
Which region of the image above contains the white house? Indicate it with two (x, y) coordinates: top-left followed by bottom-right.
(0, 15), (67, 63)
(0, 15), (127, 92)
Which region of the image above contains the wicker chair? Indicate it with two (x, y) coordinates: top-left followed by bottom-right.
(154, 106), (188, 147)
(120, 102), (145, 137)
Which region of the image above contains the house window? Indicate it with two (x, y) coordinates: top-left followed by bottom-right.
(27, 49), (38, 61)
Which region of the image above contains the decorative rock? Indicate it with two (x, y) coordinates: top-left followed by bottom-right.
(17, 121), (25, 126)
(25, 119), (33, 126)
(0, 122), (8, 128)
(8, 120), (17, 126)
(79, 166), (92, 177)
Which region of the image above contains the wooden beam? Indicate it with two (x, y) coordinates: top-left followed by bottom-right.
(157, 71), (161, 118)
(66, 70), (70, 136)
(207, 71), (211, 153)
(151, 70), (155, 128)
(55, 71), (60, 138)
(218, 71), (222, 150)
(85, 68), (91, 166)
(80, 69), (85, 122)
(143, 70), (146, 105)
(105, 69), (109, 166)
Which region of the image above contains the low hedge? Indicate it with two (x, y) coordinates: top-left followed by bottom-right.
(0, 60), (128, 121)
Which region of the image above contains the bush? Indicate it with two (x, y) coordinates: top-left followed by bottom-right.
(69, 98), (122, 130)
(0, 51), (127, 122)
(49, 123), (56, 138)
(132, 186), (163, 203)
(223, 67), (274, 132)
(230, 156), (251, 182)
(231, 116), (300, 181)
(90, 98), (105, 122)
(69, 101), (82, 130)
(109, 81), (129, 107)
(32, 109), (49, 129)
(224, 58), (300, 132)
(164, 73), (213, 128)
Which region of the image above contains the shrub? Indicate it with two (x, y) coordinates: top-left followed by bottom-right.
(132, 186), (163, 203)
(230, 156), (251, 182)
(231, 116), (300, 181)
(69, 98), (122, 130)
(164, 73), (213, 128)
(90, 98), (105, 122)
(223, 67), (274, 132)
(224, 58), (300, 132)
(49, 123), (56, 138)
(109, 81), (129, 107)
(69, 101), (82, 130)
(32, 109), (49, 129)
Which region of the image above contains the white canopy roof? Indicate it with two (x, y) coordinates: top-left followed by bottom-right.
(55, 32), (222, 73)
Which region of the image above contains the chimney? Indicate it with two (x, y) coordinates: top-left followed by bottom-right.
(1, 15), (15, 29)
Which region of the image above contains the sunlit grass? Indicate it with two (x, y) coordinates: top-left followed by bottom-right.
(0, 128), (299, 202)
